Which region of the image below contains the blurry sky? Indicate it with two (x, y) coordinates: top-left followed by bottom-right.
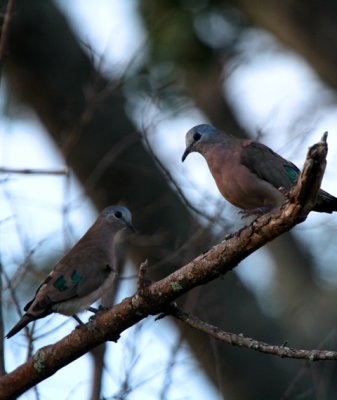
(2, 1), (337, 399)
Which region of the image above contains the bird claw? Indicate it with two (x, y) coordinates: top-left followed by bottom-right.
(239, 205), (273, 219)
(98, 305), (110, 312)
(108, 333), (121, 343)
(72, 314), (84, 329)
(88, 305), (111, 321)
(87, 305), (110, 314)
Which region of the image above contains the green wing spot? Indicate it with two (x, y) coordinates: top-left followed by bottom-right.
(53, 276), (68, 292)
(284, 165), (298, 182)
(71, 270), (82, 284)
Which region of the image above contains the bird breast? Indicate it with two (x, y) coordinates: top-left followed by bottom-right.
(205, 145), (285, 209)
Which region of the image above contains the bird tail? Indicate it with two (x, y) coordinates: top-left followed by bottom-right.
(315, 189), (337, 213)
(6, 313), (36, 339)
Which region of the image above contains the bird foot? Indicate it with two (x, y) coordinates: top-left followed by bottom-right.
(108, 333), (121, 343)
(73, 314), (84, 329)
(87, 305), (110, 314)
(239, 205), (273, 219)
(155, 302), (178, 321)
(88, 305), (110, 322)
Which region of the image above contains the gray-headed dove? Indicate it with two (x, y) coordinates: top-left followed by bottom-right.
(6, 205), (135, 338)
(182, 124), (337, 215)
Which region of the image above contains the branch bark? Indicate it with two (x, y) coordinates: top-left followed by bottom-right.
(169, 305), (337, 361)
(0, 134), (328, 400)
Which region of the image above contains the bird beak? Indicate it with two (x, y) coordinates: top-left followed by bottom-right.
(181, 147), (191, 162)
(125, 220), (137, 233)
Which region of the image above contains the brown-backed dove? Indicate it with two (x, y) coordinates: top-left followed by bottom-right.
(182, 124), (337, 215)
(6, 205), (135, 338)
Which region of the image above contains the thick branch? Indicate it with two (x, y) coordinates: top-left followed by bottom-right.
(0, 136), (328, 399)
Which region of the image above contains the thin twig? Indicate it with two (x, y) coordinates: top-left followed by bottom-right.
(83, 133), (139, 193)
(0, 167), (68, 175)
(159, 331), (184, 400)
(141, 127), (218, 223)
(169, 305), (337, 361)
(0, 0), (15, 63)
(137, 259), (151, 294)
(2, 267), (34, 356)
(0, 261), (5, 375)
(0, 0), (15, 94)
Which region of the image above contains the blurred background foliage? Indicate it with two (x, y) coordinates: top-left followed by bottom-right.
(2, 0), (337, 399)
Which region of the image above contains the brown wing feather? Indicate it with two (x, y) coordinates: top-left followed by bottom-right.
(240, 141), (300, 190)
(24, 247), (111, 316)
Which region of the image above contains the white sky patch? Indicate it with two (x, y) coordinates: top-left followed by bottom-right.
(237, 248), (278, 316)
(0, 115), (97, 265)
(0, 117), (65, 265)
(225, 30), (335, 152)
(227, 54), (318, 139)
(57, 0), (146, 75)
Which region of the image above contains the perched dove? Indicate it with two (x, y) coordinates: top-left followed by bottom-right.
(6, 205), (135, 338)
(182, 124), (337, 215)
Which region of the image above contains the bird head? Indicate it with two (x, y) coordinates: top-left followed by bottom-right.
(99, 205), (136, 232)
(182, 124), (218, 162)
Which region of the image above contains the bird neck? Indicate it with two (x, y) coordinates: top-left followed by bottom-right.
(81, 220), (118, 250)
(201, 138), (239, 182)
(203, 140), (233, 162)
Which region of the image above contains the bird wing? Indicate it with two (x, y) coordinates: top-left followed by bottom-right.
(240, 141), (300, 190)
(50, 254), (112, 301)
(24, 248), (113, 314)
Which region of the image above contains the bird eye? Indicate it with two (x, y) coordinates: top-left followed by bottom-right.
(114, 211), (122, 218)
(193, 132), (201, 141)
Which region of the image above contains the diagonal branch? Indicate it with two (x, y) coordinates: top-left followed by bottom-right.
(0, 133), (328, 400)
(169, 305), (337, 361)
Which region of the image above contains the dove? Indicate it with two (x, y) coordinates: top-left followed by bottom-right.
(6, 205), (135, 338)
(182, 124), (337, 215)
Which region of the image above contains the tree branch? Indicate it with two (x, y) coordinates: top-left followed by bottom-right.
(0, 134), (328, 399)
(0, 167), (68, 175)
(169, 305), (337, 361)
(0, 0), (15, 63)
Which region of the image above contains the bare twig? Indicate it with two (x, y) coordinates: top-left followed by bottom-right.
(137, 259), (151, 294)
(168, 305), (337, 361)
(159, 331), (185, 400)
(83, 133), (139, 193)
(2, 267), (34, 357)
(141, 127), (218, 224)
(0, 0), (15, 63)
(89, 343), (106, 400)
(0, 261), (5, 376)
(0, 167), (68, 175)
